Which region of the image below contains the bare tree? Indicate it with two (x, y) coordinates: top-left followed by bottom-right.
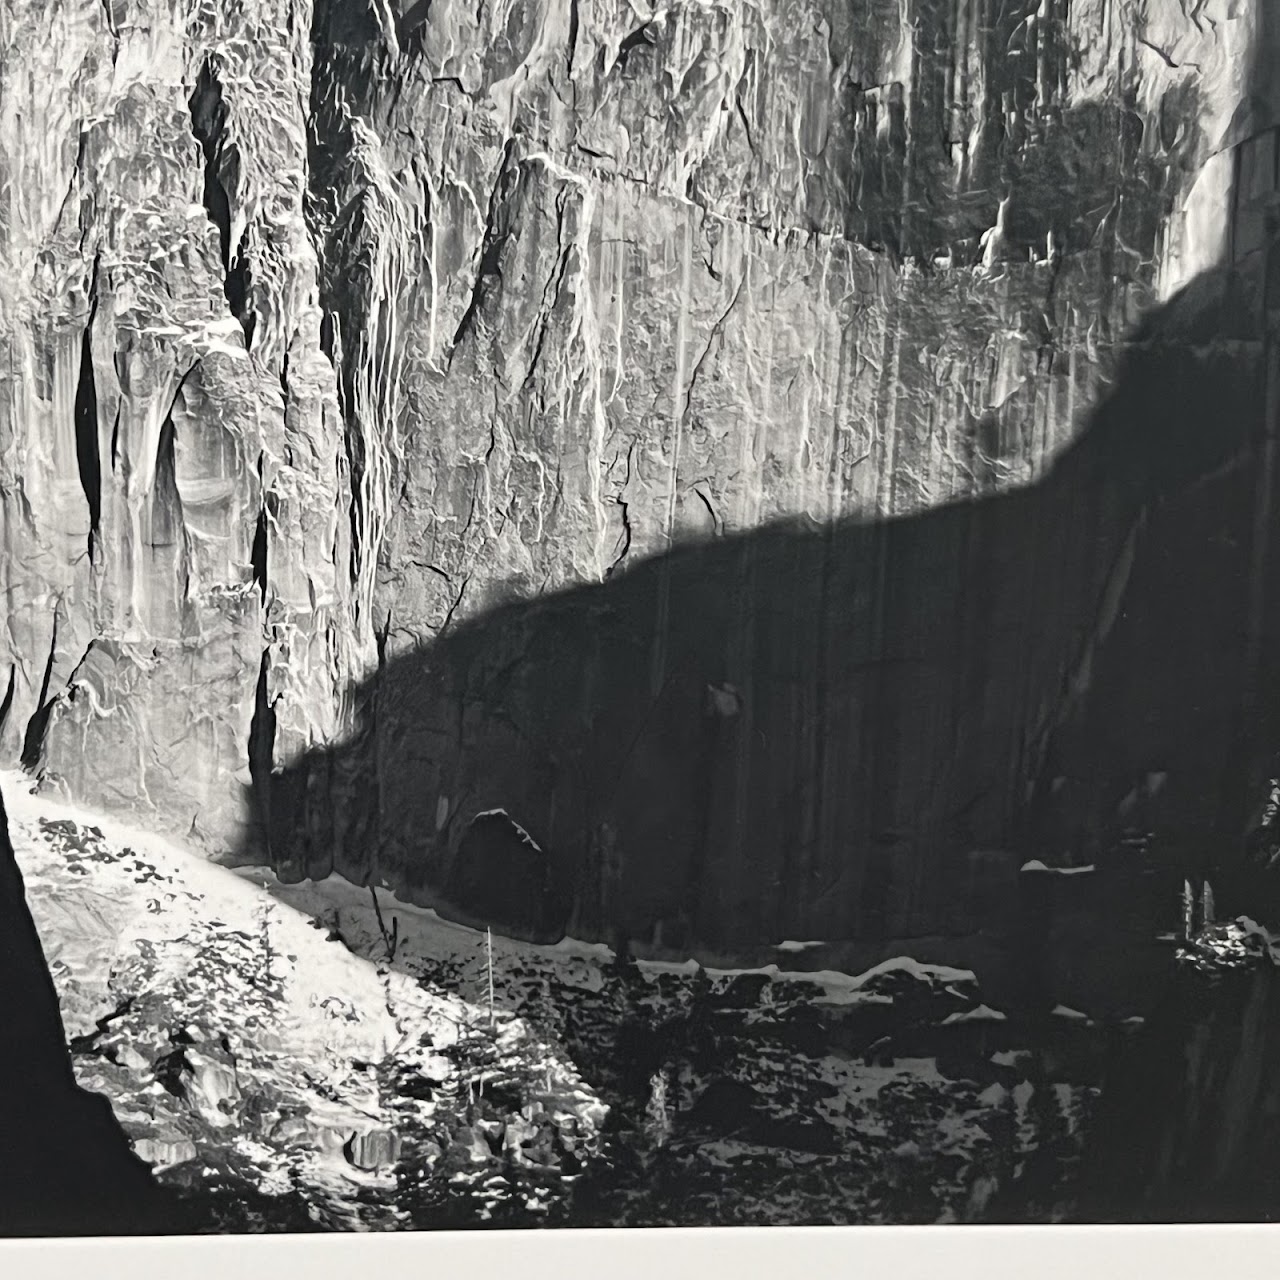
(486, 927), (495, 1031)
(256, 900), (275, 987)
(368, 883), (399, 964)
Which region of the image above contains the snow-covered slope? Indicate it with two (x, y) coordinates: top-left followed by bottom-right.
(8, 767), (1121, 1227)
(247, 865), (1104, 1226)
(3, 773), (605, 1230)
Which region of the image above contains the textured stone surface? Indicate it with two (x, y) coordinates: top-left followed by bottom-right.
(0, 1), (1273, 960)
(0, 0), (355, 850)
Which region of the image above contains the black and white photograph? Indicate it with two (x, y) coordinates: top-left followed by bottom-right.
(0, 0), (1277, 1251)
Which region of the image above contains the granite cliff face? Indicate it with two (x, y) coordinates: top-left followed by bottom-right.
(0, 2), (1270, 964)
(0, 0), (353, 849)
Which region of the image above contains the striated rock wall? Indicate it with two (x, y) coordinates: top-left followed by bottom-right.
(0, 0), (1270, 959)
(311, 0), (1246, 643)
(0, 0), (358, 849)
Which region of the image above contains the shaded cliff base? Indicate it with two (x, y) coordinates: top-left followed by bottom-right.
(1078, 955), (1280, 1224)
(0, 775), (1110, 1227)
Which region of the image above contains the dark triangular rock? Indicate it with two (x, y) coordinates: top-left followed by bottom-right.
(0, 781), (164, 1236)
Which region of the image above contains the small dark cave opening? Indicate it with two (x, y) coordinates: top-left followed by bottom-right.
(441, 811), (569, 945)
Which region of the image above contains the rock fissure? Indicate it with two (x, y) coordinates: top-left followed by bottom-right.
(449, 141), (522, 353)
(0, 668), (16, 740)
(20, 615), (60, 772)
(74, 257), (103, 562)
(187, 58), (254, 350)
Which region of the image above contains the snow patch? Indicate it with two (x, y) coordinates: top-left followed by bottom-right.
(547, 936), (617, 962)
(990, 1049), (1029, 1067)
(470, 808), (544, 853)
(256, 868), (977, 1014)
(631, 954), (977, 1007)
(1, 774), (607, 1226)
(941, 1004), (1008, 1025)
(1052, 1004), (1090, 1021)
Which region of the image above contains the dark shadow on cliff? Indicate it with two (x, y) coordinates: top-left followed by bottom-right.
(240, 201), (1280, 1025)
(240, 0), (1280, 1028)
(0, 783), (165, 1236)
(271, 0), (1280, 1020)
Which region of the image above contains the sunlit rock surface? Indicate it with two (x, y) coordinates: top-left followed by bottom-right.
(0, 0), (353, 853)
(0, 0), (1272, 960)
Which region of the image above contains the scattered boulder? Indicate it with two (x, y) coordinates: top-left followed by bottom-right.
(133, 1131), (198, 1171)
(185, 1047), (242, 1128)
(442, 811), (568, 943)
(343, 1128), (402, 1172)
